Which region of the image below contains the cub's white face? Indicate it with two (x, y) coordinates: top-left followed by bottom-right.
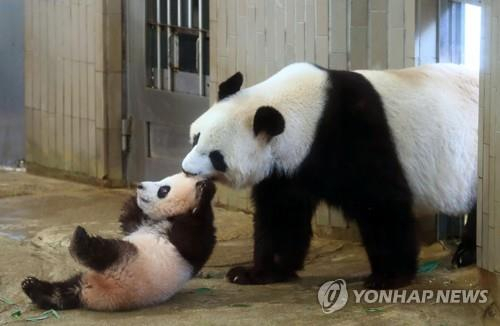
(136, 173), (205, 219)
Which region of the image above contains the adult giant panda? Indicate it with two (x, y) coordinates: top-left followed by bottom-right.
(182, 63), (478, 289)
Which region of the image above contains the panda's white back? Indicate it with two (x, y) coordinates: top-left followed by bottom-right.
(190, 63), (478, 215)
(357, 64), (478, 215)
(257, 63), (479, 215)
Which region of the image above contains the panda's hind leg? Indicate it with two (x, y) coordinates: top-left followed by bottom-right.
(70, 226), (137, 272)
(452, 205), (477, 267)
(345, 201), (419, 289)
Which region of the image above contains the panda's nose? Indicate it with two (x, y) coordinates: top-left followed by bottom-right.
(137, 183), (144, 190)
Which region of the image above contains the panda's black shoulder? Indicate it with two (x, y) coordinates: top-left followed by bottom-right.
(318, 68), (385, 115)
(310, 67), (390, 133)
(296, 67), (410, 202)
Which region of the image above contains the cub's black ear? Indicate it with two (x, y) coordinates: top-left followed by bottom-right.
(253, 106), (285, 140)
(218, 72), (243, 100)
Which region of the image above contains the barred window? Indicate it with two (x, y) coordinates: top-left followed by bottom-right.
(146, 0), (209, 96)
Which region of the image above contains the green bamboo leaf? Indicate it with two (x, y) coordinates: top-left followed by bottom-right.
(0, 297), (15, 305)
(366, 307), (384, 313)
(195, 287), (212, 294)
(49, 309), (60, 319)
(26, 314), (50, 322)
(10, 309), (22, 320)
(26, 309), (61, 322)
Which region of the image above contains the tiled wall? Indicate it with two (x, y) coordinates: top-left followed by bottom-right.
(478, 0), (500, 273)
(209, 0), (415, 101)
(24, 0), (123, 185)
(352, 0), (416, 69)
(209, 0), (417, 227)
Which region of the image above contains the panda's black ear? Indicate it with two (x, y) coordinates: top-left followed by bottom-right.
(253, 106), (285, 140)
(218, 72), (243, 100)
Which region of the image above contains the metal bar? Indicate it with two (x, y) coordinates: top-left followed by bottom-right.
(198, 0), (204, 96)
(188, 0), (192, 28)
(417, 0), (422, 65)
(166, 0), (172, 90)
(437, 0), (441, 62)
(176, 0), (182, 91)
(178, 0), (182, 26)
(346, 0), (351, 70)
(156, 0), (162, 89)
(146, 21), (208, 33)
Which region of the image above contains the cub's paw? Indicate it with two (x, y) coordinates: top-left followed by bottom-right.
(364, 273), (414, 289)
(196, 180), (216, 203)
(22, 276), (54, 298)
(226, 266), (297, 285)
(21, 276), (56, 309)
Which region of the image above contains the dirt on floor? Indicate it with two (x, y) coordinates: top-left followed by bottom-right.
(0, 171), (498, 325)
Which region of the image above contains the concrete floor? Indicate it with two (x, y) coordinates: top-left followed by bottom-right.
(0, 171), (498, 325)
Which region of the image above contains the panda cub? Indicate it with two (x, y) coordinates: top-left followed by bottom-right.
(21, 173), (216, 311)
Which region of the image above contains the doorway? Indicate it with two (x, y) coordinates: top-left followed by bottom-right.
(125, 0), (209, 182)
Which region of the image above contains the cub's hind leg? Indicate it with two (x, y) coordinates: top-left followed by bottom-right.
(70, 226), (137, 272)
(22, 227), (139, 310)
(22, 274), (82, 310)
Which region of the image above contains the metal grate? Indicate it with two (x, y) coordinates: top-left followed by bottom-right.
(146, 0), (209, 96)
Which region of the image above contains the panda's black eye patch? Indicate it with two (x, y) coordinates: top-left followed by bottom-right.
(192, 133), (200, 147)
(157, 186), (171, 199)
(209, 150), (227, 172)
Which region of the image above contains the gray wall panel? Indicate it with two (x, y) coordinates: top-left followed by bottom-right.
(0, 0), (25, 166)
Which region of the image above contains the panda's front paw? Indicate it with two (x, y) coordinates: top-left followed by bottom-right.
(226, 266), (297, 285)
(364, 273), (414, 289)
(196, 180), (216, 203)
(226, 266), (254, 284)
